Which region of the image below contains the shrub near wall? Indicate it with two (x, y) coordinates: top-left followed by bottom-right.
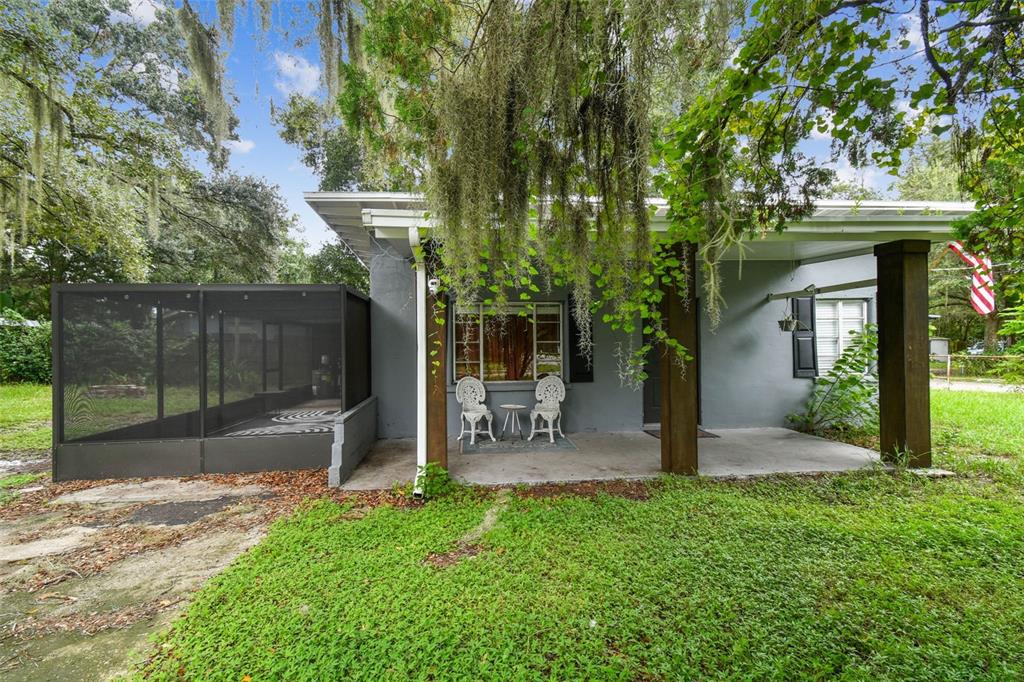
(0, 310), (51, 383)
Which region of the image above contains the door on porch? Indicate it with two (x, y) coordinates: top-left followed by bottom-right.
(643, 309), (701, 426)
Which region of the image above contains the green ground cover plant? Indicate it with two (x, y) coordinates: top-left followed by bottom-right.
(138, 389), (1024, 681)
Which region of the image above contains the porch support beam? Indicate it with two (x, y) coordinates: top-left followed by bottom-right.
(874, 239), (931, 467)
(425, 280), (448, 469)
(660, 242), (699, 476)
(410, 228), (428, 495)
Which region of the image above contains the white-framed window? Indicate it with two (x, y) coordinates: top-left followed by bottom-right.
(453, 303), (563, 382)
(815, 299), (868, 374)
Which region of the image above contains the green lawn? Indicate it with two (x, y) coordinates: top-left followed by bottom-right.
(137, 389), (1024, 681)
(0, 383), (51, 454)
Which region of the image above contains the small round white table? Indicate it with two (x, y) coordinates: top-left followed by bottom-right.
(499, 404), (527, 441)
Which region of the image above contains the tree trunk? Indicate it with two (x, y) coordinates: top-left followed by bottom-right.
(984, 312), (1000, 349)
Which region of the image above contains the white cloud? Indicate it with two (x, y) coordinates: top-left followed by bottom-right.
(132, 53), (179, 92)
(895, 98), (923, 124)
(809, 108), (835, 140)
(273, 52), (321, 97)
(111, 0), (163, 27)
(902, 14), (924, 51)
(831, 159), (888, 193)
(728, 43), (742, 67)
(223, 138), (256, 154)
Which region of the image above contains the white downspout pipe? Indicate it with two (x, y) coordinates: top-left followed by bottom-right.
(409, 227), (427, 497)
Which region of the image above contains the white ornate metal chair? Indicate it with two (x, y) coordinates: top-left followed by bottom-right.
(529, 375), (565, 443)
(455, 376), (496, 445)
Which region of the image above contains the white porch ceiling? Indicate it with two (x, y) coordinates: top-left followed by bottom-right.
(304, 192), (975, 266)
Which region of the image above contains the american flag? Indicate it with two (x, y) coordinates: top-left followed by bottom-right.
(948, 241), (996, 316)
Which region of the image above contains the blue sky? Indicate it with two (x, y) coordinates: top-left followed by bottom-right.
(121, 0), (921, 251)
(122, 0), (340, 248)
(210, 2), (339, 248)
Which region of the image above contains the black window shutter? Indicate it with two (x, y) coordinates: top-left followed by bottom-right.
(567, 294), (594, 383)
(791, 296), (818, 378)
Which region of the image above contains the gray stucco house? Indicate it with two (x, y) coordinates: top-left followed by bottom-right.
(306, 193), (972, 484)
(49, 193), (970, 483)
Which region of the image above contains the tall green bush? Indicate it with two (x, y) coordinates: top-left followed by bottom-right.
(0, 309), (51, 383)
(788, 324), (878, 435)
(991, 305), (1024, 384)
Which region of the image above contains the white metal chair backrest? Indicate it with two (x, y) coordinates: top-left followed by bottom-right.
(535, 375), (565, 409)
(455, 376), (487, 410)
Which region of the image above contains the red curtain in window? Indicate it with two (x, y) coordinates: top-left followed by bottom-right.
(483, 315), (533, 381)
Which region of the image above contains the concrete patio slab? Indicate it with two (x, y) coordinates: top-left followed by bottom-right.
(0, 526), (99, 562)
(698, 428), (878, 477)
(51, 479), (266, 506)
(339, 427), (881, 490)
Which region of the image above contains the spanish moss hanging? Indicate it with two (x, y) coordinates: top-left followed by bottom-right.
(217, 0), (236, 46)
(177, 0), (231, 157)
(343, 0), (735, 381)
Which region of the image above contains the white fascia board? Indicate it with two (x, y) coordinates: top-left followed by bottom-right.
(306, 192), (974, 218)
(360, 209), (956, 242)
(309, 193), (974, 248)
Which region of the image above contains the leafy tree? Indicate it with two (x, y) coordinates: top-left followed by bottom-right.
(323, 0), (1022, 380)
(307, 240), (369, 292)
(0, 0), (292, 312)
(894, 138), (1019, 346)
(275, 236), (369, 293)
(330, 0), (739, 379)
(659, 0), (1023, 316)
(147, 173), (295, 284)
(822, 181), (883, 201)
(271, 94), (367, 192)
(893, 138), (963, 202)
(0, 307), (50, 382)
(275, 237), (314, 284)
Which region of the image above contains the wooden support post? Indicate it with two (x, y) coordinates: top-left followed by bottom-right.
(660, 242), (699, 475)
(425, 289), (448, 469)
(874, 239), (931, 467)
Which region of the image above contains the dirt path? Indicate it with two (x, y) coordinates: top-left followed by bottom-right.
(0, 468), (413, 681)
(0, 478), (274, 681)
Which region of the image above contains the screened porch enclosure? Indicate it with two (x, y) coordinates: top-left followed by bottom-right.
(53, 284), (370, 480)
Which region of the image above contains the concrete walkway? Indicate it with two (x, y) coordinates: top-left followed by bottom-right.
(0, 480), (271, 681)
(930, 378), (1023, 393)
(340, 428), (880, 489)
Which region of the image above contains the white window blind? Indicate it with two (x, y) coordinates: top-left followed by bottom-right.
(815, 299), (868, 374)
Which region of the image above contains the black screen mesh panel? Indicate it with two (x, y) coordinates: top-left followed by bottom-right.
(61, 293), (157, 441)
(55, 285), (367, 479)
(161, 295), (201, 436)
(201, 289), (343, 437)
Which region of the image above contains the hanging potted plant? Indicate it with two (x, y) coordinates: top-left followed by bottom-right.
(777, 299), (805, 332)
(778, 314), (800, 332)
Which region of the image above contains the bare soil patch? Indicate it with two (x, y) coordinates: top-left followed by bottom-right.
(424, 542), (484, 567)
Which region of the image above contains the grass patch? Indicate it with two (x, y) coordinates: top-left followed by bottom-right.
(0, 471), (46, 506)
(932, 390), (1024, 458)
(140, 390), (1024, 681)
(0, 383), (51, 455)
(0, 471), (45, 489)
(0, 383), (50, 428)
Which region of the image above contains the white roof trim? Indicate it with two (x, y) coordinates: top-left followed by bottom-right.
(304, 192), (975, 264)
